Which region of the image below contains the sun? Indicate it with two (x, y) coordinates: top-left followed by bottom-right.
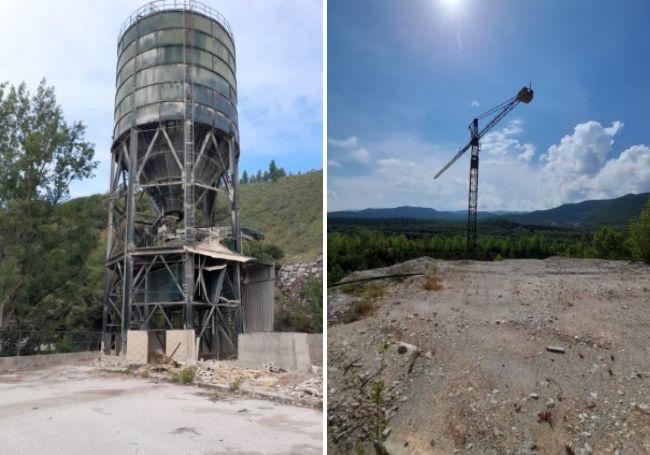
(439, 0), (463, 15)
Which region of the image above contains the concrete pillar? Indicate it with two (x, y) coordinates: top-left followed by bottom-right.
(126, 330), (149, 365)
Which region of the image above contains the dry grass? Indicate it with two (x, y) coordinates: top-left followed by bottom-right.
(423, 274), (443, 291)
(341, 282), (386, 323)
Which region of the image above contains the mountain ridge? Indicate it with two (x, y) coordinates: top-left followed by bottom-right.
(328, 192), (650, 228)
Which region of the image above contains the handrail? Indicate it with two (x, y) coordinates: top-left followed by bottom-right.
(118, 0), (234, 43)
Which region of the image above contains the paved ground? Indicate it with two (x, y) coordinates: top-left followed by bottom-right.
(0, 364), (322, 455)
(328, 258), (650, 454)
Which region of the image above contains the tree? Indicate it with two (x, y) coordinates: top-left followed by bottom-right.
(240, 170), (249, 183)
(593, 227), (628, 260)
(0, 80), (98, 331)
(256, 170), (263, 181)
(629, 198), (650, 263)
(268, 159), (287, 182)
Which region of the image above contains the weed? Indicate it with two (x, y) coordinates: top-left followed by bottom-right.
(423, 274), (443, 291)
(178, 365), (197, 384)
(344, 300), (375, 323)
(229, 377), (243, 391)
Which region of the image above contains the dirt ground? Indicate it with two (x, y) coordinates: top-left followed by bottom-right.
(0, 364), (322, 454)
(327, 257), (650, 454)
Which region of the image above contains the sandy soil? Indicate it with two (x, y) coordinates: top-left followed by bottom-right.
(0, 364), (322, 454)
(327, 257), (650, 454)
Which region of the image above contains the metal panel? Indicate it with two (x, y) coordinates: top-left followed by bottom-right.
(114, 7), (237, 142)
(242, 263), (275, 333)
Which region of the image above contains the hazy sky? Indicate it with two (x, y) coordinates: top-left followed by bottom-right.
(0, 0), (323, 198)
(328, 0), (650, 211)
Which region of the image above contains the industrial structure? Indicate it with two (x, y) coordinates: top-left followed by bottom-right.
(102, 1), (274, 362)
(434, 86), (534, 251)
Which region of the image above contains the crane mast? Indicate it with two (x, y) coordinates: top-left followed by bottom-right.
(434, 86), (534, 252)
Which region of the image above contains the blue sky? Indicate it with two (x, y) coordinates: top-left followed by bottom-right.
(0, 0), (322, 198)
(328, 0), (650, 211)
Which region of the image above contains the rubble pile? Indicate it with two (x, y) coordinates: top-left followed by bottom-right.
(136, 360), (323, 408)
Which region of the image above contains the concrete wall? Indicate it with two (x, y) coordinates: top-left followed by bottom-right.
(0, 351), (99, 371)
(307, 334), (323, 367)
(166, 330), (196, 364)
(126, 330), (149, 365)
(237, 332), (321, 371)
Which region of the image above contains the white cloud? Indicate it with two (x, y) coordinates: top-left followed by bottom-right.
(471, 100), (480, 107)
(328, 159), (342, 167)
(328, 120), (650, 212)
(328, 136), (370, 164)
(540, 121), (649, 206)
(479, 119), (536, 164)
(0, 0), (322, 197)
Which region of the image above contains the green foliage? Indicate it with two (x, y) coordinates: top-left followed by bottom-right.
(179, 365), (197, 384)
(0, 80), (99, 332)
(327, 217), (642, 284)
(304, 277), (323, 333)
(274, 278), (323, 334)
(229, 377), (243, 391)
(629, 198), (650, 263)
(593, 227), (629, 259)
(55, 337), (73, 353)
(244, 242), (284, 262)
(239, 171), (322, 261)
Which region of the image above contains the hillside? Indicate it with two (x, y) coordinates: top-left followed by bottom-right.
(239, 170), (322, 261)
(328, 193), (650, 229)
(500, 192), (650, 228)
(328, 206), (511, 220)
(70, 170), (322, 263)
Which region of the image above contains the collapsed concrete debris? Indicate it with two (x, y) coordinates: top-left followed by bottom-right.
(118, 359), (323, 408)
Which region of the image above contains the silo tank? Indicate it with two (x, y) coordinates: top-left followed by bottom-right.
(112, 2), (238, 217)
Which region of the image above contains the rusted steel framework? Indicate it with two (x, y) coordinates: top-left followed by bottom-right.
(102, 1), (249, 359)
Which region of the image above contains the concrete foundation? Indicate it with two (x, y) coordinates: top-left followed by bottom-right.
(126, 330), (149, 365)
(0, 351), (99, 371)
(165, 330), (196, 364)
(237, 332), (321, 371)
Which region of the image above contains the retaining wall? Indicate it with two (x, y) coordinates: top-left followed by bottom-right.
(0, 351), (99, 371)
(237, 332), (322, 371)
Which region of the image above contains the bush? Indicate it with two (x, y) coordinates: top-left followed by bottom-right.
(630, 199), (650, 263)
(229, 377), (242, 391)
(178, 365), (197, 384)
(304, 277), (323, 333)
(593, 227), (629, 259)
(244, 242), (284, 262)
(423, 274), (443, 291)
(343, 300), (375, 323)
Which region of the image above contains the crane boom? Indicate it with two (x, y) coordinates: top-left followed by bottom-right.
(434, 87), (533, 180)
(433, 86), (534, 252)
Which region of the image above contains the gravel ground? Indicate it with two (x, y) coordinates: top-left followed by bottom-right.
(327, 257), (650, 454)
(0, 364), (322, 454)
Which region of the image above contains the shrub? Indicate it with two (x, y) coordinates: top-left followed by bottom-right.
(423, 274), (443, 291)
(344, 300), (375, 323)
(593, 227), (629, 259)
(304, 277), (323, 333)
(178, 365), (197, 384)
(229, 377), (242, 391)
(630, 199), (650, 263)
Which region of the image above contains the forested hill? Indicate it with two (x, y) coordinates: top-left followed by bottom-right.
(500, 193), (650, 228)
(329, 193), (650, 229)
